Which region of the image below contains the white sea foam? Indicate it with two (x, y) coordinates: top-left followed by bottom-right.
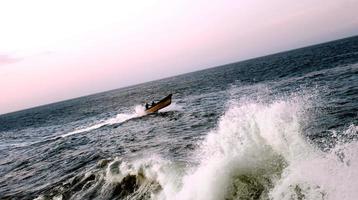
(167, 97), (307, 200)
(270, 124), (358, 200)
(156, 96), (358, 200)
(105, 156), (180, 192)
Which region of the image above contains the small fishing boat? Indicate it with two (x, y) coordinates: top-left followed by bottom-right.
(145, 94), (172, 114)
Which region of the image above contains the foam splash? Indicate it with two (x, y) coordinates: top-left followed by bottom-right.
(271, 125), (358, 200)
(159, 102), (184, 113)
(168, 97), (358, 200)
(104, 156), (180, 199)
(171, 97), (309, 200)
(61, 105), (146, 138)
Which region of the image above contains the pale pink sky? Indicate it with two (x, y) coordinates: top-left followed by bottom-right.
(1, 0), (358, 114)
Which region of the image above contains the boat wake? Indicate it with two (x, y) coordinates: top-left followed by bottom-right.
(61, 103), (183, 138)
(41, 94), (358, 200)
(60, 105), (147, 138)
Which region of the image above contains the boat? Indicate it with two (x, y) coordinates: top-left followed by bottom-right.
(145, 94), (172, 114)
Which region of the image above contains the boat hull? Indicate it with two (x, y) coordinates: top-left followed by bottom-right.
(145, 94), (172, 114)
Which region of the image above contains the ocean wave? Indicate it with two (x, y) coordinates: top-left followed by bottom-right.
(38, 96), (358, 200)
(173, 97), (358, 200)
(34, 156), (178, 200)
(174, 96), (311, 200)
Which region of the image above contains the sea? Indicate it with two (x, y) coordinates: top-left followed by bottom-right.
(0, 36), (358, 200)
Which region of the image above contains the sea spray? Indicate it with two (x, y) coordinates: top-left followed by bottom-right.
(270, 125), (358, 200)
(173, 96), (312, 200)
(171, 96), (358, 200)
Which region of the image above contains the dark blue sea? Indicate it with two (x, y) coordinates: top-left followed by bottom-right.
(0, 36), (358, 200)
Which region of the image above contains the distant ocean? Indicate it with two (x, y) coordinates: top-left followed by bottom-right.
(1, 36), (357, 200)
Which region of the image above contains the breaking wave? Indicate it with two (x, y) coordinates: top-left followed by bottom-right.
(173, 96), (358, 200)
(35, 156), (177, 200)
(41, 95), (358, 200)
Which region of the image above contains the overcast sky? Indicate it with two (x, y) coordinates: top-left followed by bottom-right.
(1, 0), (358, 114)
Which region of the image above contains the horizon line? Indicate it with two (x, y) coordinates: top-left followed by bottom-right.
(1, 34), (357, 116)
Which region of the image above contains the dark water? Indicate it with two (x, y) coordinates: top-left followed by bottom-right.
(1, 36), (358, 200)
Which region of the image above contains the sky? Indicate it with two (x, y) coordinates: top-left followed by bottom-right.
(1, 0), (358, 114)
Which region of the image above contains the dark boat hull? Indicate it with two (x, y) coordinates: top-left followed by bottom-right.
(145, 94), (172, 114)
